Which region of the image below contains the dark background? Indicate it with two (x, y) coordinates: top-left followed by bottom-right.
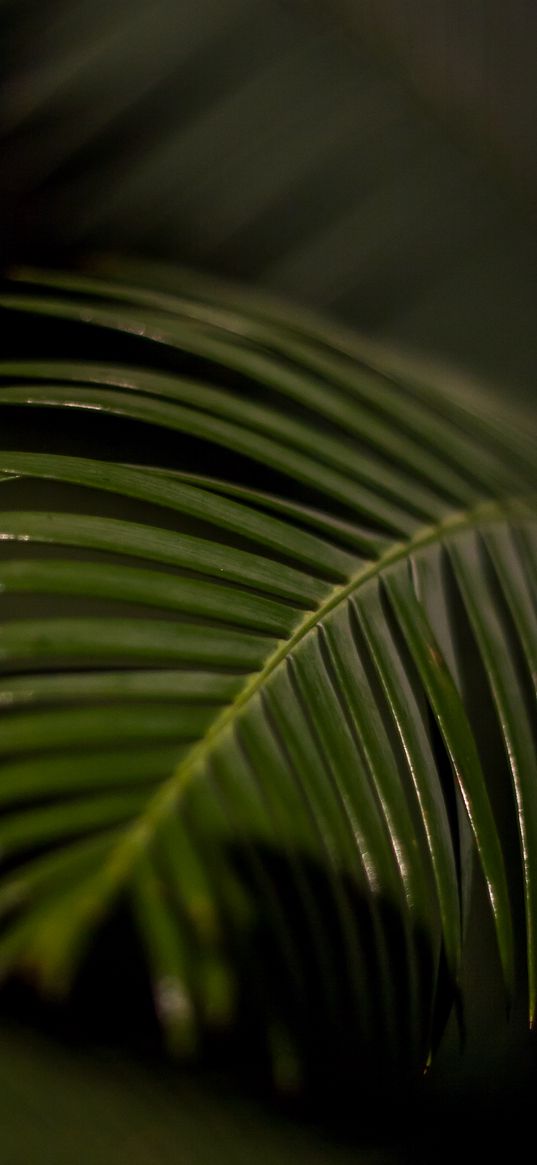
(3, 0), (536, 404)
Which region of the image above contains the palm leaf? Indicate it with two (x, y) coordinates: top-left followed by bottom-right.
(0, 264), (535, 1089)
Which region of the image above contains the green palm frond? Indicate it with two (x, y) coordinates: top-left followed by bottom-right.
(0, 263), (535, 1090)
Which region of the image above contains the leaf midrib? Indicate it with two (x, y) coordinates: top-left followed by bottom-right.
(73, 496), (531, 915)
(135, 499), (529, 826)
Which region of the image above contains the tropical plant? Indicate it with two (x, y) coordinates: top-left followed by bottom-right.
(0, 259), (535, 1106)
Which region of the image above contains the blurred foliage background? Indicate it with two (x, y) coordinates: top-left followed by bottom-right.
(2, 0), (536, 401)
(1, 1), (536, 1160)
